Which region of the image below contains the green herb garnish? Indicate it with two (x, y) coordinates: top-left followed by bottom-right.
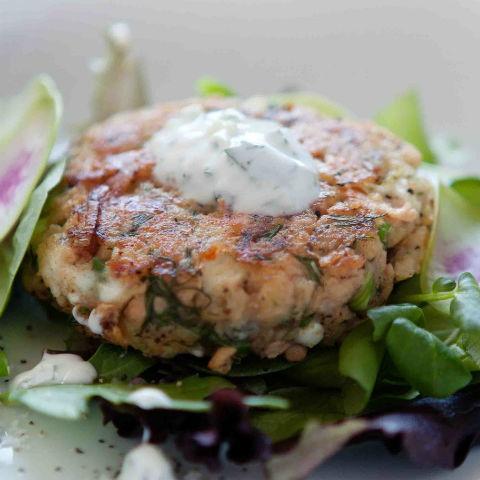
(349, 272), (375, 312)
(262, 224), (283, 240)
(377, 222), (391, 247)
(92, 257), (106, 273)
(294, 255), (322, 284)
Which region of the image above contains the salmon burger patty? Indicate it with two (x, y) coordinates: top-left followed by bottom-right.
(25, 97), (434, 373)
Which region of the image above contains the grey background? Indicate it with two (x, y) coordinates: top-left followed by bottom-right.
(1, 0), (480, 146)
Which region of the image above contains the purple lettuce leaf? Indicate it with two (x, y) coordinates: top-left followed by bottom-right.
(267, 383), (480, 480)
(101, 388), (272, 470)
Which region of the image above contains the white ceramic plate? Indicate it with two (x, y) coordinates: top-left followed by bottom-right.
(1, 1), (479, 478)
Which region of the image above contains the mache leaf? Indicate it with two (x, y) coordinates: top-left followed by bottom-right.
(450, 273), (480, 329)
(386, 318), (471, 397)
(367, 303), (424, 341)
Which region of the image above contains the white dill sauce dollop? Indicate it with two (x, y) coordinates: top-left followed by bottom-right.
(147, 105), (321, 216)
(11, 352), (97, 389)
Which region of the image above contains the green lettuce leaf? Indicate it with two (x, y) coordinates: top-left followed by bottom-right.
(375, 90), (436, 163)
(0, 350), (9, 377)
(0, 158), (66, 316)
(196, 76), (235, 97)
(450, 177), (480, 208)
(5, 375), (287, 420)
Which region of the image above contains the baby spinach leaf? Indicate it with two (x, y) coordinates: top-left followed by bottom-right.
(196, 76), (235, 97)
(89, 343), (157, 382)
(367, 303), (424, 341)
(386, 318), (471, 397)
(338, 323), (384, 414)
(375, 90), (436, 163)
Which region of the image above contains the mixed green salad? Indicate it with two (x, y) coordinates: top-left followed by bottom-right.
(1, 26), (480, 480)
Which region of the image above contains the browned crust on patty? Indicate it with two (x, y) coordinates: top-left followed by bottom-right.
(26, 98), (434, 363)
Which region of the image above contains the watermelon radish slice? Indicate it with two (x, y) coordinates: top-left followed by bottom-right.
(425, 183), (480, 283)
(419, 164), (480, 313)
(0, 75), (62, 242)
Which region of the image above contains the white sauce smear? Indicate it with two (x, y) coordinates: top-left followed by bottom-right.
(147, 105), (321, 216)
(118, 444), (177, 480)
(11, 352), (97, 389)
(127, 387), (173, 410)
